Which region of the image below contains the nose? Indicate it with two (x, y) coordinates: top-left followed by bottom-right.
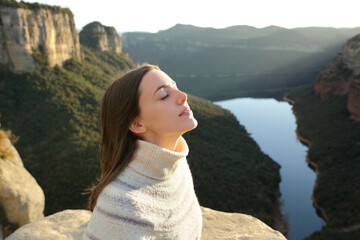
(177, 90), (187, 105)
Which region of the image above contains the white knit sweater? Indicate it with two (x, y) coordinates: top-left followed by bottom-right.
(83, 137), (202, 240)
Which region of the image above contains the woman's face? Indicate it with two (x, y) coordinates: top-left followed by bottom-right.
(132, 70), (197, 144)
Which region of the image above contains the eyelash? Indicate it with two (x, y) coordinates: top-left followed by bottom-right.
(161, 94), (169, 100)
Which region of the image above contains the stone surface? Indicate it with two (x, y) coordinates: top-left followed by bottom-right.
(6, 207), (286, 240)
(0, 7), (81, 72)
(0, 130), (45, 227)
(347, 80), (360, 121)
(80, 21), (122, 53)
(314, 56), (352, 99)
(201, 207), (287, 240)
(314, 78), (350, 100)
(343, 35), (360, 76)
(5, 210), (91, 240)
(314, 34), (360, 121)
(314, 34), (360, 99)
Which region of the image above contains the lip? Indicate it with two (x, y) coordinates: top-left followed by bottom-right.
(179, 107), (192, 116)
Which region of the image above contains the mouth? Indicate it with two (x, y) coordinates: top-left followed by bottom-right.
(179, 106), (192, 116)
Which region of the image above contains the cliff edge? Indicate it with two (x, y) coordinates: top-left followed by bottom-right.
(0, 129), (45, 238)
(1, 128), (286, 240)
(314, 34), (360, 120)
(0, 1), (81, 72)
(6, 207), (286, 240)
(79, 21), (122, 53)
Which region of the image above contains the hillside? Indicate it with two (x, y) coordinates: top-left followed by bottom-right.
(0, 47), (287, 230)
(0, 1), (287, 232)
(286, 34), (360, 240)
(0, 49), (286, 230)
(287, 87), (360, 240)
(123, 24), (360, 100)
(0, 46), (134, 215)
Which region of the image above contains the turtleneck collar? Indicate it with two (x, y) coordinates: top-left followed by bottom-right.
(128, 137), (189, 180)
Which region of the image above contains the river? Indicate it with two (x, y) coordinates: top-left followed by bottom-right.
(214, 98), (325, 240)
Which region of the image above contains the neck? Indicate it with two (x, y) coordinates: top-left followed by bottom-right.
(141, 134), (182, 151)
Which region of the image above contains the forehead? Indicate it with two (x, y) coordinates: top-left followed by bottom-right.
(139, 70), (172, 93)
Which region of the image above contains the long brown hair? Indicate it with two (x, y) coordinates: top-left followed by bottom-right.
(87, 63), (160, 211)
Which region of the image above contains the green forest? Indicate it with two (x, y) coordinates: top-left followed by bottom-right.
(0, 37), (286, 232)
(2, 1), (360, 239)
(287, 85), (360, 240)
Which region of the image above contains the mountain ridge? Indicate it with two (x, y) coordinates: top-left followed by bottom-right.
(123, 24), (360, 100)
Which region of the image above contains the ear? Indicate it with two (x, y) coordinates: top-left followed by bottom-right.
(129, 119), (146, 135)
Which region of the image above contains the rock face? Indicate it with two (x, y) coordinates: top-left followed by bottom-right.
(6, 207), (286, 240)
(6, 210), (91, 240)
(80, 21), (122, 53)
(314, 34), (360, 120)
(347, 80), (360, 121)
(343, 35), (360, 76)
(313, 57), (351, 99)
(0, 6), (81, 72)
(0, 130), (45, 228)
(201, 207), (287, 240)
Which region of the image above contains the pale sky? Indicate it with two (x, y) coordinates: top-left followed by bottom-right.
(28, 0), (360, 33)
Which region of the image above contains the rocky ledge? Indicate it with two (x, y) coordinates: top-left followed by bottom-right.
(6, 207), (286, 240)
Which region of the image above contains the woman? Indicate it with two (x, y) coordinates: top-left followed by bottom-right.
(83, 64), (203, 240)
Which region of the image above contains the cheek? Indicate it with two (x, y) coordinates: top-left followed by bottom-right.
(142, 102), (173, 124)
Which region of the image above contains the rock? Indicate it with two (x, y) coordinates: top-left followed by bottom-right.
(314, 55), (352, 100)
(314, 78), (350, 100)
(314, 34), (360, 99)
(0, 130), (45, 227)
(347, 80), (360, 121)
(343, 35), (360, 76)
(0, 6), (81, 72)
(201, 207), (287, 240)
(313, 34), (360, 121)
(6, 206), (286, 240)
(80, 21), (122, 53)
(5, 210), (91, 240)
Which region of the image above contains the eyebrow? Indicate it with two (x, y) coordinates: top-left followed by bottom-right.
(154, 84), (168, 95)
(153, 81), (176, 95)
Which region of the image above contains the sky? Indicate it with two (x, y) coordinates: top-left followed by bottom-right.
(27, 0), (360, 33)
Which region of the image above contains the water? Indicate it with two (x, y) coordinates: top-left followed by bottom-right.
(214, 98), (325, 240)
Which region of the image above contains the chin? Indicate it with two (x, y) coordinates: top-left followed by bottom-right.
(186, 117), (198, 132)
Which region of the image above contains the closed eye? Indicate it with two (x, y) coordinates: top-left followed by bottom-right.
(161, 94), (169, 100)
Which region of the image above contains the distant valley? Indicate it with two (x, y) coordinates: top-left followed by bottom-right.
(123, 24), (360, 100)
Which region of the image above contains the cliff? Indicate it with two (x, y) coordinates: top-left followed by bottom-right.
(79, 21), (122, 53)
(6, 207), (287, 240)
(347, 80), (360, 120)
(286, 83), (360, 239)
(0, 129), (45, 238)
(314, 34), (360, 120)
(0, 2), (81, 72)
(1, 128), (287, 240)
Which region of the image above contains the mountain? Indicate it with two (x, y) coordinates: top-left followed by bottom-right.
(286, 33), (360, 239)
(80, 21), (122, 53)
(0, 0), (80, 72)
(123, 24), (360, 100)
(0, 0), (287, 232)
(314, 34), (360, 120)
